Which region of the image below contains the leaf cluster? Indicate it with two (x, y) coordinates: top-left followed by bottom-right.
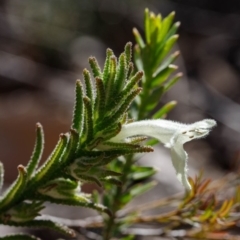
(101, 9), (183, 239)
(133, 9), (182, 120)
(0, 43), (152, 239)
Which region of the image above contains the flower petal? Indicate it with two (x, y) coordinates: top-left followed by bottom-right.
(170, 144), (191, 191)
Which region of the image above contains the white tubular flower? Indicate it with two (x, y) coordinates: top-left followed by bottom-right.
(110, 119), (217, 191)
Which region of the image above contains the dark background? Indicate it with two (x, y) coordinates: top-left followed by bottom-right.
(0, 0), (240, 199)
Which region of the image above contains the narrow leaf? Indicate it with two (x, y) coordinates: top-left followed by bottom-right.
(83, 69), (94, 105)
(144, 8), (151, 44)
(134, 45), (143, 72)
(123, 71), (143, 95)
(156, 35), (179, 64)
(131, 166), (157, 180)
(158, 12), (175, 43)
(130, 181), (157, 198)
(100, 177), (122, 186)
(71, 171), (102, 187)
(32, 134), (68, 182)
(143, 86), (165, 112)
(133, 28), (145, 49)
(71, 80), (84, 134)
(89, 57), (102, 78)
(83, 97), (94, 143)
(105, 56), (117, 102)
(106, 88), (142, 127)
(103, 48), (113, 83)
(60, 129), (78, 166)
(151, 64), (178, 87)
(37, 195), (112, 216)
(165, 21), (180, 42)
(153, 51), (180, 76)
(153, 101), (177, 119)
(149, 12), (156, 42)
(0, 219), (75, 237)
(127, 62), (134, 79)
(124, 42), (132, 68)
(26, 123), (44, 178)
(0, 234), (41, 240)
(0, 165), (27, 211)
(95, 77), (105, 120)
(114, 53), (127, 93)
(164, 72), (182, 91)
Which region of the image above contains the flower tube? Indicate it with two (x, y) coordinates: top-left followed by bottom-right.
(110, 119), (216, 190)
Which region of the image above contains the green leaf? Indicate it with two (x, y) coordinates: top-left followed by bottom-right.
(151, 64), (178, 87)
(133, 45), (143, 72)
(153, 100), (177, 119)
(89, 57), (102, 78)
(60, 129), (78, 166)
(105, 56), (117, 102)
(144, 9), (151, 44)
(92, 169), (122, 178)
(153, 51), (180, 76)
(149, 12), (157, 43)
(123, 71), (143, 95)
(83, 69), (94, 105)
(155, 34), (179, 65)
(83, 97), (94, 144)
(131, 166), (157, 180)
(76, 154), (104, 166)
(165, 21), (180, 42)
(71, 80), (84, 134)
(92, 189), (100, 204)
(95, 77), (105, 120)
(105, 88), (142, 128)
(119, 192), (132, 206)
(100, 123), (122, 141)
(129, 181), (157, 198)
(143, 86), (164, 112)
(0, 165), (27, 212)
(26, 123), (44, 178)
(103, 141), (142, 150)
(127, 62), (134, 79)
(114, 53), (127, 94)
(124, 42), (132, 67)
(133, 28), (145, 49)
(0, 234), (41, 240)
(4, 201), (44, 222)
(0, 219), (75, 237)
(103, 193), (112, 208)
(119, 235), (135, 240)
(164, 72), (182, 92)
(32, 134), (68, 182)
(103, 48), (114, 83)
(37, 194), (112, 216)
(100, 177), (122, 186)
(158, 11), (175, 43)
(105, 71), (143, 117)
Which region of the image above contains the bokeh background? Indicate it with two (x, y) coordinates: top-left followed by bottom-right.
(1, 0), (240, 238)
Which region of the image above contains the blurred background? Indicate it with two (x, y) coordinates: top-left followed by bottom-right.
(1, 0), (240, 237)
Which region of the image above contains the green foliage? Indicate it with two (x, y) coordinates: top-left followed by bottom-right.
(0, 41), (151, 238)
(0, 7), (233, 240)
(0, 234), (41, 240)
(132, 9), (181, 119)
(101, 9), (182, 239)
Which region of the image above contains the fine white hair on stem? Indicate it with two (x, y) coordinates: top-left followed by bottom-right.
(110, 119), (217, 190)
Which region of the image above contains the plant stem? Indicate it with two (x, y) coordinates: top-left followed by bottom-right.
(103, 156), (133, 240)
